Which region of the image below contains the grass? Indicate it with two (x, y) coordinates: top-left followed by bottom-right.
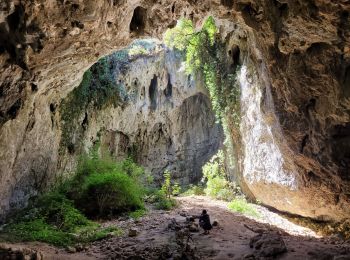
(2, 192), (123, 247)
(128, 209), (147, 220)
(1, 156), (144, 247)
(227, 198), (260, 218)
(4, 218), (73, 246)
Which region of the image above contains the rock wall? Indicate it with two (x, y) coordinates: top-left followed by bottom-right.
(0, 0), (350, 222)
(58, 42), (223, 186)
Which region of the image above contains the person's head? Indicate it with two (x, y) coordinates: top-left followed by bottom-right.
(202, 209), (207, 215)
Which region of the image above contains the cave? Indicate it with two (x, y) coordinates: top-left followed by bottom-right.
(0, 1), (350, 258)
(129, 6), (147, 34)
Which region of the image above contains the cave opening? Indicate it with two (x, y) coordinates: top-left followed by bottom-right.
(1, 6), (350, 258)
(130, 6), (147, 34)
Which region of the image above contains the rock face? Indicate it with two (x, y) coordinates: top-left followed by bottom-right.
(58, 42), (223, 185)
(0, 0), (350, 222)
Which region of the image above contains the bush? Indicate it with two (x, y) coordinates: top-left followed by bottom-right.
(2, 156), (144, 246)
(63, 156), (145, 218)
(78, 171), (144, 217)
(161, 170), (172, 199)
(202, 150), (237, 201)
(35, 192), (92, 231)
(181, 184), (205, 196)
(172, 182), (181, 196)
(2, 191), (118, 247)
(227, 198), (260, 218)
(155, 190), (177, 210)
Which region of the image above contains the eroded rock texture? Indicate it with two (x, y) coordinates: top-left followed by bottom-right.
(58, 43), (222, 185)
(0, 0), (349, 222)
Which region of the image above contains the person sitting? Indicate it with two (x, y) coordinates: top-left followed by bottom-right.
(199, 209), (212, 235)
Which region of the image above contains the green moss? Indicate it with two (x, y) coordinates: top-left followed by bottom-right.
(59, 40), (160, 155)
(59, 56), (126, 154)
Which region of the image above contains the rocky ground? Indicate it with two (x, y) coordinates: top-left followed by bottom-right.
(1, 196), (350, 260)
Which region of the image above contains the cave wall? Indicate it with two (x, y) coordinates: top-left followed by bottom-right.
(59, 44), (223, 186)
(0, 0), (350, 221)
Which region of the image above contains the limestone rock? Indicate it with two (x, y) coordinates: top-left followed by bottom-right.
(249, 232), (287, 257)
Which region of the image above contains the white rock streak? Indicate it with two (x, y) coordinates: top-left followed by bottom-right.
(239, 65), (297, 189)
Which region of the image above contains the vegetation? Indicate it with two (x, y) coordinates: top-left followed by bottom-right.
(2, 154), (145, 247)
(181, 184), (205, 196)
(154, 190), (177, 210)
(164, 17), (240, 125)
(59, 39), (159, 154)
(201, 150), (241, 201)
(62, 154), (145, 218)
(2, 191), (122, 247)
(59, 56), (126, 154)
(164, 17), (244, 208)
(160, 170), (174, 199)
(128, 45), (150, 58)
(128, 209), (147, 220)
(228, 197), (260, 218)
(155, 171), (178, 210)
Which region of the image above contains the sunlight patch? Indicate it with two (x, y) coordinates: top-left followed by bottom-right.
(239, 65), (297, 189)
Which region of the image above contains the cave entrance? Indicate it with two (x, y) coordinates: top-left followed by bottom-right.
(58, 16), (245, 200)
(2, 8), (344, 258)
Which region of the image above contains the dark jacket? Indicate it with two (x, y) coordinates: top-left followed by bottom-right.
(199, 213), (212, 230)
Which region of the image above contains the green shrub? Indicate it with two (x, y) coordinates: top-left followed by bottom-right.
(35, 192), (92, 231)
(161, 170), (172, 199)
(202, 150), (237, 201)
(128, 209), (147, 220)
(154, 190), (177, 210)
(181, 184), (205, 196)
(2, 191), (118, 247)
(62, 156), (145, 218)
(172, 182), (181, 196)
(2, 156), (145, 246)
(77, 171), (144, 217)
(227, 198), (260, 218)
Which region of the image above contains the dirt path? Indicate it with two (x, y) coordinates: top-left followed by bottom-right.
(1, 196), (350, 259)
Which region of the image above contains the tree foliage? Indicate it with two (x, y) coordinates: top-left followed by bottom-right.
(164, 17), (240, 125)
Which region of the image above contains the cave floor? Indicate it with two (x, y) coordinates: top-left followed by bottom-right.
(2, 196), (350, 259)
